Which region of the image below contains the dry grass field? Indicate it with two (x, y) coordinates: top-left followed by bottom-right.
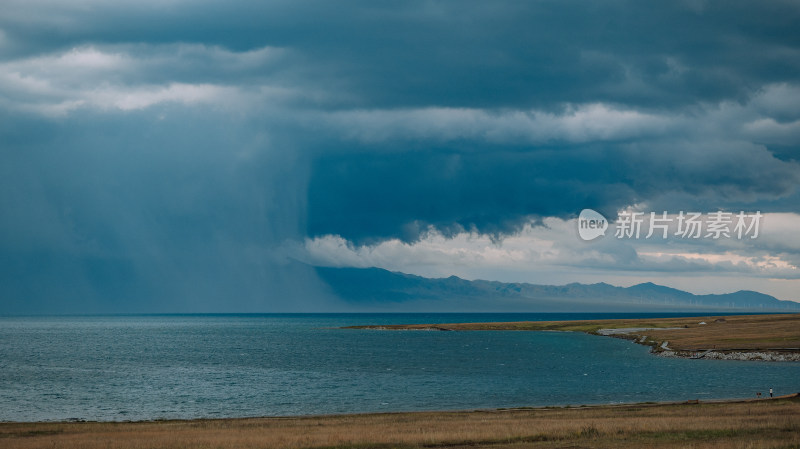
(1, 396), (798, 449)
(637, 314), (800, 351)
(349, 313), (800, 352)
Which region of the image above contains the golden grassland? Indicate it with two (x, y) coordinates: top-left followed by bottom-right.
(2, 396), (799, 449)
(348, 313), (800, 352)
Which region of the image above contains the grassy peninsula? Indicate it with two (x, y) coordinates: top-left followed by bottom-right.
(347, 313), (800, 360)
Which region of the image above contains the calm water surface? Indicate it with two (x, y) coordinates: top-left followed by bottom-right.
(0, 313), (798, 421)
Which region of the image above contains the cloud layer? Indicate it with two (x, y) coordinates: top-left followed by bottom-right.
(1, 0), (799, 311)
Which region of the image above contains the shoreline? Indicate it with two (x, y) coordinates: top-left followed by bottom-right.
(656, 349), (800, 361)
(346, 313), (800, 361)
(2, 395), (798, 448)
(3, 393), (797, 425)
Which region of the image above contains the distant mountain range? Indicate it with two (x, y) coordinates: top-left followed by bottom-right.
(316, 266), (800, 312)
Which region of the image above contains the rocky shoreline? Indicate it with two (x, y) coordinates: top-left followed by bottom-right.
(595, 326), (800, 362)
(655, 349), (800, 362)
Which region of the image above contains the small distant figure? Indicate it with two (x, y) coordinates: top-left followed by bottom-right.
(757, 392), (761, 398)
(770, 388), (773, 398)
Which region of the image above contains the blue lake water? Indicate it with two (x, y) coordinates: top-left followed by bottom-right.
(0, 313), (798, 421)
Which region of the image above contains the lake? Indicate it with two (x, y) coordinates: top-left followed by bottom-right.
(1, 313), (798, 421)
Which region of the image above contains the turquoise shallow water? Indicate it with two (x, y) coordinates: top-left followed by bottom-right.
(0, 313), (798, 421)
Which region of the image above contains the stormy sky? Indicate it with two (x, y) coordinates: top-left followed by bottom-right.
(1, 0), (799, 313)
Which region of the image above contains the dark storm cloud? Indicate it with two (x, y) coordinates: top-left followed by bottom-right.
(308, 146), (635, 242)
(0, 107), (336, 313)
(307, 139), (800, 243)
(2, 0), (800, 311)
(3, 0), (800, 109)
(254, 0), (798, 241)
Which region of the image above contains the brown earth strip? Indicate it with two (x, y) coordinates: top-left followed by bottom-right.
(1, 395), (798, 449)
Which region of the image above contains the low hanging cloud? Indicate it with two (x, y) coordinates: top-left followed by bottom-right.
(296, 211), (800, 304)
(299, 213), (800, 279)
